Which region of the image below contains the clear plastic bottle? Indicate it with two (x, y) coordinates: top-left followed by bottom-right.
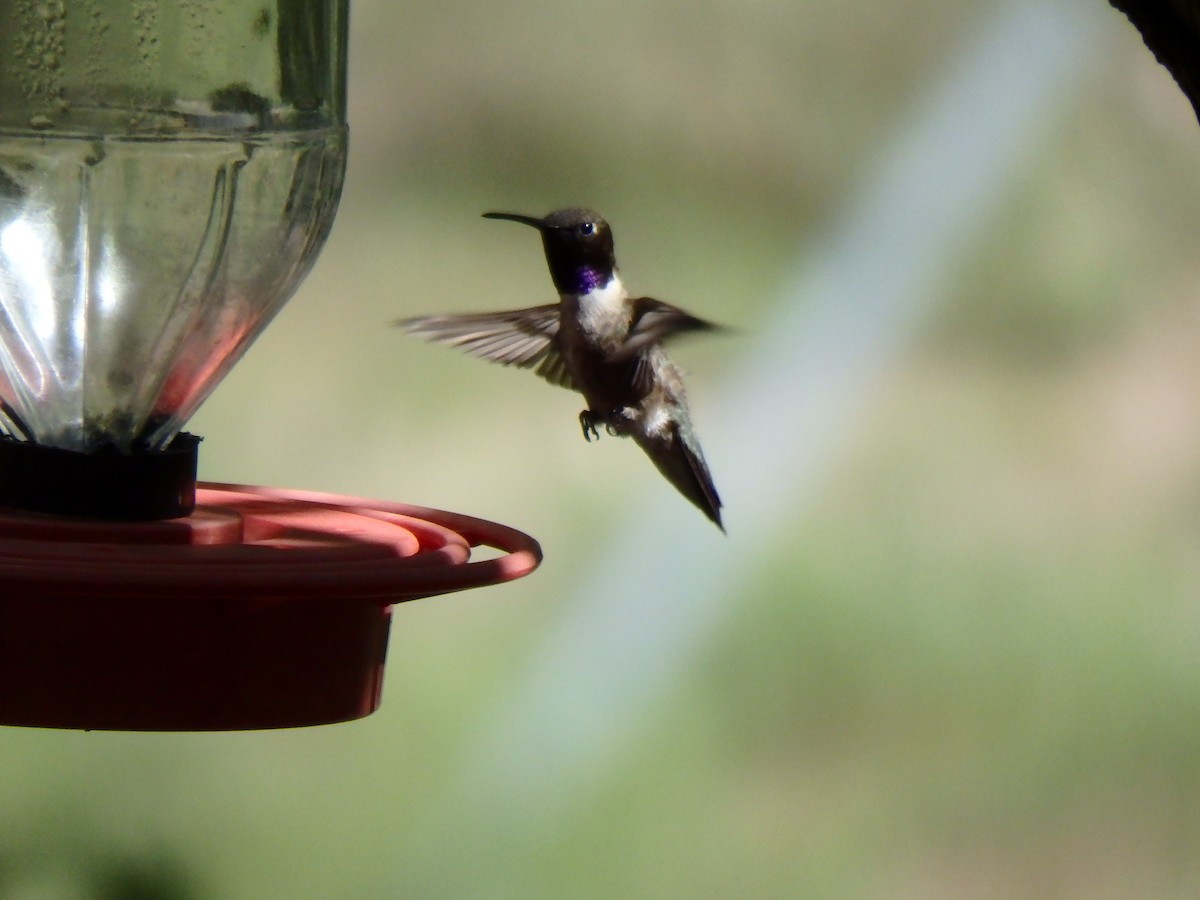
(0, 1), (348, 452)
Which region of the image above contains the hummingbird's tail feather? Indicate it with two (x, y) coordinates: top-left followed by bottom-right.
(633, 426), (724, 531)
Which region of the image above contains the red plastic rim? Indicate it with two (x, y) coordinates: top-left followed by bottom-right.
(0, 482), (542, 602)
(0, 484), (542, 731)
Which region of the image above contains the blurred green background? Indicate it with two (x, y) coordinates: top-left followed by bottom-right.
(7, 0), (1200, 897)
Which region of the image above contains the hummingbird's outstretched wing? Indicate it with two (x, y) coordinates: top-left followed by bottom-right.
(614, 298), (722, 360)
(397, 305), (575, 389)
(613, 298), (724, 397)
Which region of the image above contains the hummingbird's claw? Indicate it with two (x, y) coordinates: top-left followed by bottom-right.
(579, 410), (601, 442)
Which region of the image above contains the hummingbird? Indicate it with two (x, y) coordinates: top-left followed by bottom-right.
(398, 208), (724, 530)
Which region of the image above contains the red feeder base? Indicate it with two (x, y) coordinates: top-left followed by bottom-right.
(0, 483), (541, 731)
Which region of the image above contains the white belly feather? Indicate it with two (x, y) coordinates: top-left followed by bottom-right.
(569, 275), (629, 344)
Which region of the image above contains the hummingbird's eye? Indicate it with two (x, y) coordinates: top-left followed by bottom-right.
(579, 222), (596, 236)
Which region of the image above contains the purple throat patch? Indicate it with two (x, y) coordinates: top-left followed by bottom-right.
(575, 267), (605, 293)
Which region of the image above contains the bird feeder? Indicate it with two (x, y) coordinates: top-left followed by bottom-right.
(0, 1), (540, 730)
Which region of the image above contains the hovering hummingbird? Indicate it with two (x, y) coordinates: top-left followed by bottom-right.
(398, 208), (724, 530)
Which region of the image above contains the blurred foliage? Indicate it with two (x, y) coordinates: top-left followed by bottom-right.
(6, 0), (1200, 898)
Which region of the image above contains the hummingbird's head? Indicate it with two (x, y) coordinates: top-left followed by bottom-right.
(483, 208), (616, 295)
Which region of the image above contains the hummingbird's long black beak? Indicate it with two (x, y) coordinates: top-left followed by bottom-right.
(482, 211), (548, 230)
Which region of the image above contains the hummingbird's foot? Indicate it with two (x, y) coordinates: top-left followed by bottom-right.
(604, 406), (637, 438)
(579, 409), (602, 442)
